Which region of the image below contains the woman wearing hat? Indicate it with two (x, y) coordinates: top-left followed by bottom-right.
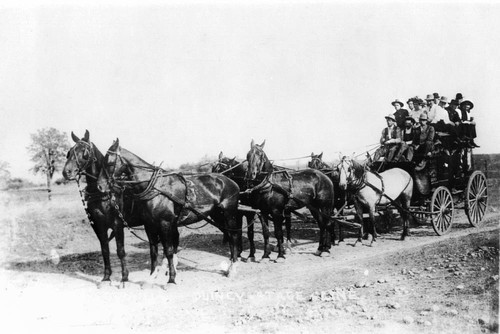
(373, 113), (402, 162)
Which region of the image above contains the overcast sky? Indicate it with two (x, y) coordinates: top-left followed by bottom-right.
(1, 0), (499, 181)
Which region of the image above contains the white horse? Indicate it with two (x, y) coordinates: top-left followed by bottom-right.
(337, 157), (413, 245)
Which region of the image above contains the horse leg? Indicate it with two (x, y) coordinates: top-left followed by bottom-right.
(368, 206), (377, 246)
(271, 210), (286, 262)
(399, 195), (412, 240)
(311, 208), (331, 257)
(114, 221), (129, 287)
(353, 201), (365, 247)
(260, 214), (272, 261)
(223, 208), (241, 278)
(159, 221), (178, 285)
(284, 209), (293, 254)
(246, 212), (256, 261)
(90, 222), (112, 282)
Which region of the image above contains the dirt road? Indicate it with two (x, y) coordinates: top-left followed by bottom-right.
(0, 187), (498, 333)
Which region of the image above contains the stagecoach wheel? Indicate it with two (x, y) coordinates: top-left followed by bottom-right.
(465, 171), (488, 227)
(430, 186), (454, 236)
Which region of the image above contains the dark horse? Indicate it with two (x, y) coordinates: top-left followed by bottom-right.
(245, 140), (335, 261)
(212, 152), (271, 261)
(97, 139), (242, 284)
(63, 130), (144, 285)
(337, 157), (413, 245)
(308, 152), (347, 243)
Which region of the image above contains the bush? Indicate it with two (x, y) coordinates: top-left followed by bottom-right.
(6, 178), (38, 190)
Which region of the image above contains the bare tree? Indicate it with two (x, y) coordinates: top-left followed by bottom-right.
(27, 128), (70, 200)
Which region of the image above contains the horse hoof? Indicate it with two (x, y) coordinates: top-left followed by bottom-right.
(314, 250), (322, 256)
(275, 257), (286, 264)
(227, 262), (238, 278)
(320, 251), (331, 257)
(247, 256), (257, 263)
(97, 281), (112, 289)
(260, 257), (271, 263)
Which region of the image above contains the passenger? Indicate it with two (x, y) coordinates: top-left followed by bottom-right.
(426, 94), (438, 123)
(392, 99), (409, 128)
(433, 92), (440, 105)
(413, 113), (435, 168)
(432, 96), (456, 133)
(373, 114), (402, 163)
(408, 97), (423, 123)
(407, 98), (415, 113)
(396, 116), (419, 162)
(459, 100), (479, 148)
(419, 97), (429, 117)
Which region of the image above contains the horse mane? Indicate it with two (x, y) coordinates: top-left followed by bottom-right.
(119, 147), (155, 169)
(351, 160), (366, 180)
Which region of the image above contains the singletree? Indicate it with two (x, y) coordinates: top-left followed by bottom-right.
(27, 127), (70, 200)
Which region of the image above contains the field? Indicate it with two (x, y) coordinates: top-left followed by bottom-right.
(0, 162), (499, 334)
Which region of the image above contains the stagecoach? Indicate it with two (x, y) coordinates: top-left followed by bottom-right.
(323, 142), (489, 237)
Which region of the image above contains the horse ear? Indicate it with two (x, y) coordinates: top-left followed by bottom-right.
(311, 152), (314, 157)
(250, 139), (255, 148)
(232, 156), (236, 162)
(110, 138), (120, 151)
(83, 130), (90, 142)
(218, 151), (223, 160)
(260, 140), (266, 148)
(71, 131), (80, 143)
(319, 152), (323, 159)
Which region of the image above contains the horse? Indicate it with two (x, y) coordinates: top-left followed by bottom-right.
(97, 139), (242, 284)
(212, 152), (271, 260)
(337, 157), (413, 245)
(244, 140), (335, 261)
(62, 130), (144, 286)
(308, 152), (347, 243)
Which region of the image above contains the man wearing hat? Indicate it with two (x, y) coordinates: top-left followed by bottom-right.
(373, 113), (402, 162)
(413, 113), (435, 166)
(459, 100), (479, 147)
(426, 94), (438, 123)
(455, 93), (464, 105)
(396, 116), (420, 162)
(446, 99), (461, 126)
(392, 98), (409, 128)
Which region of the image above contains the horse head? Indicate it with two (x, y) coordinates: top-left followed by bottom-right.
(308, 152), (329, 170)
(337, 157), (365, 190)
(98, 139), (129, 193)
(212, 151), (237, 174)
(245, 139), (271, 181)
(63, 130), (98, 180)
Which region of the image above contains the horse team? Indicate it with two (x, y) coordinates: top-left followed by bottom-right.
(63, 131), (414, 288)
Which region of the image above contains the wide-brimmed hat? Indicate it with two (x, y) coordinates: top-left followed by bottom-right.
(407, 98), (415, 104)
(419, 113), (428, 121)
(405, 116), (416, 123)
(449, 99), (458, 105)
(391, 99), (404, 107)
(456, 93), (463, 100)
(460, 100), (474, 110)
(425, 94), (434, 101)
(433, 92), (440, 99)
(439, 96), (449, 104)
(385, 113), (396, 121)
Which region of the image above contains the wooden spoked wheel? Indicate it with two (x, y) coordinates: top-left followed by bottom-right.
(430, 186), (454, 236)
(465, 171), (488, 227)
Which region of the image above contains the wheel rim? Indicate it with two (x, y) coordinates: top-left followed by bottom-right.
(431, 186), (454, 236)
(466, 171), (488, 227)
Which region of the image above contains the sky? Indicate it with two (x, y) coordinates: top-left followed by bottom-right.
(1, 0), (500, 182)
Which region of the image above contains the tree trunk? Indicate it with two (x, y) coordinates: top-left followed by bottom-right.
(46, 172), (52, 201)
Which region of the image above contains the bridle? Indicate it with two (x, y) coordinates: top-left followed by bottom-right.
(309, 156), (330, 170)
(67, 141), (98, 180)
(338, 158), (365, 191)
(245, 146), (269, 181)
